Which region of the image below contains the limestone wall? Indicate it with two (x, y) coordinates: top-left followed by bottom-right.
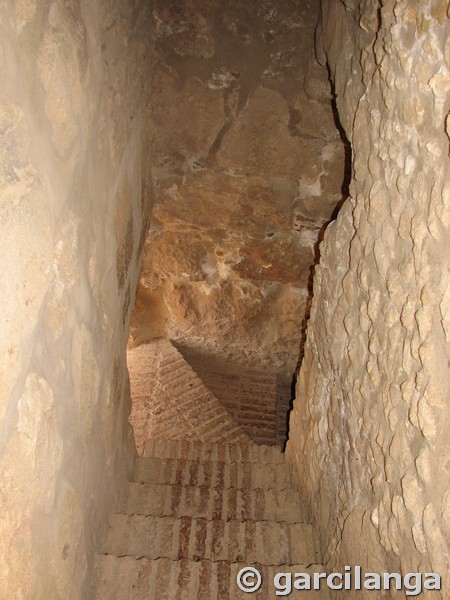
(286, 0), (450, 595)
(0, 2), (153, 597)
(129, 0), (346, 375)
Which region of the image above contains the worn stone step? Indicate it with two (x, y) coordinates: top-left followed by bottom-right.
(125, 483), (304, 522)
(102, 515), (318, 565)
(143, 438), (284, 463)
(134, 457), (293, 489)
(91, 556), (330, 599)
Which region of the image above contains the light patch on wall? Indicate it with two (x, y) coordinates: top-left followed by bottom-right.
(0, 373), (63, 597)
(296, 228), (320, 250)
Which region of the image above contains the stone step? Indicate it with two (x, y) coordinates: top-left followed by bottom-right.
(125, 483), (304, 522)
(91, 556), (330, 599)
(134, 457), (293, 489)
(142, 438), (284, 463)
(102, 514), (318, 565)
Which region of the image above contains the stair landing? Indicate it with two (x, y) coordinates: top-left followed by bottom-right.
(127, 341), (251, 453)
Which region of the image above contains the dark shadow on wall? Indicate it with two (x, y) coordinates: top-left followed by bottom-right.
(283, 69), (352, 449)
(329, 71), (352, 208)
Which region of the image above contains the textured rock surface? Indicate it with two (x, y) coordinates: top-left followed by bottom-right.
(286, 0), (450, 596)
(129, 0), (346, 375)
(0, 2), (153, 597)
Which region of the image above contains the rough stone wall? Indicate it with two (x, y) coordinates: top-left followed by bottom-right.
(0, 2), (153, 597)
(129, 0), (346, 375)
(286, 0), (450, 595)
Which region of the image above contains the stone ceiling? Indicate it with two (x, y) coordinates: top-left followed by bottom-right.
(129, 0), (347, 377)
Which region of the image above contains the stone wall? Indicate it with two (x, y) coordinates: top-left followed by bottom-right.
(0, 2), (153, 597)
(286, 0), (450, 596)
(129, 0), (346, 376)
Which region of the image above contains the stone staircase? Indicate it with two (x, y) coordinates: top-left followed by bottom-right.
(90, 439), (328, 599)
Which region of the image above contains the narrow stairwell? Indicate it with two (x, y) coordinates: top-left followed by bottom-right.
(90, 439), (328, 598)
(91, 341), (327, 598)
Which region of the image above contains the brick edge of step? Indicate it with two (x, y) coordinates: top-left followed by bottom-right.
(142, 438), (285, 464)
(123, 482), (305, 522)
(102, 514), (319, 565)
(91, 555), (330, 599)
(133, 457), (294, 490)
